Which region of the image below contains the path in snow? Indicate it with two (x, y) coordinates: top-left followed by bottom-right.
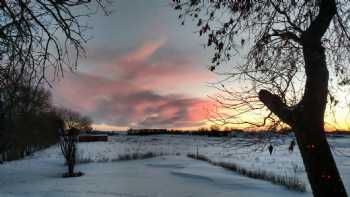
(0, 156), (311, 197)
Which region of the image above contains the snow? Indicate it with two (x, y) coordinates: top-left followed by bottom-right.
(75, 135), (307, 187)
(0, 134), (350, 196)
(0, 156), (311, 197)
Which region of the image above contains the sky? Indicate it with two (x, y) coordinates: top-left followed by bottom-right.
(51, 0), (218, 131)
(50, 0), (350, 131)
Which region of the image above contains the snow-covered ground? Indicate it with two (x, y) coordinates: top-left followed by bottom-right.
(0, 134), (349, 196)
(0, 156), (310, 197)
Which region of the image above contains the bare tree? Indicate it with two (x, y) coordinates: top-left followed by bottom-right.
(0, 0), (110, 82)
(57, 108), (92, 177)
(172, 0), (350, 196)
(0, 0), (110, 133)
(57, 108), (93, 132)
(59, 127), (81, 177)
(0, 0), (107, 161)
(55, 108), (92, 177)
(0, 84), (63, 161)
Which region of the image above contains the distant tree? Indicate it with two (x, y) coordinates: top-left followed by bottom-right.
(209, 125), (220, 132)
(198, 127), (208, 132)
(173, 0), (350, 196)
(223, 127), (231, 132)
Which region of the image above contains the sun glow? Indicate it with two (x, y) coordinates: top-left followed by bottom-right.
(92, 123), (129, 131)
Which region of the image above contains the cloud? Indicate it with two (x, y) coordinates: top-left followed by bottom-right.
(52, 38), (215, 129)
(91, 90), (212, 128)
(118, 37), (167, 65)
(87, 37), (213, 90)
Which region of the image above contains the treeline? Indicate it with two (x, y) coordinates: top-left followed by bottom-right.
(0, 82), (92, 161)
(126, 128), (248, 137)
(127, 126), (294, 137)
(0, 0), (98, 163)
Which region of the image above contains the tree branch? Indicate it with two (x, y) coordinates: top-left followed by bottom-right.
(258, 89), (295, 126)
(303, 0), (336, 42)
(270, 29), (301, 44)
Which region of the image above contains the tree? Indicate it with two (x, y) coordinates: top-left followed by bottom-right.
(0, 84), (62, 161)
(172, 0), (350, 196)
(55, 108), (92, 177)
(0, 0), (109, 143)
(0, 0), (109, 84)
(59, 127), (82, 177)
(57, 108), (93, 132)
(0, 0), (108, 163)
(210, 124), (220, 132)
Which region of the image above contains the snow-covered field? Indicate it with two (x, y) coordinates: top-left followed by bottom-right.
(0, 134), (349, 196)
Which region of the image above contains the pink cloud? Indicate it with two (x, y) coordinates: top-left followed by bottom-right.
(89, 37), (214, 89)
(119, 37), (167, 65)
(52, 38), (215, 128)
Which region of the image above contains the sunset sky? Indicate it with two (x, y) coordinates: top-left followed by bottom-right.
(51, 0), (218, 130)
(50, 0), (349, 131)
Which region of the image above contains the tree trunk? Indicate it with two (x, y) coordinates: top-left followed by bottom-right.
(294, 123), (346, 196)
(294, 40), (347, 197)
(69, 140), (76, 176)
(68, 161), (74, 176)
(259, 38), (348, 197)
(258, 0), (348, 196)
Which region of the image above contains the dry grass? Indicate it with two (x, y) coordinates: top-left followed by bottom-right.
(187, 153), (307, 192)
(77, 152), (168, 164)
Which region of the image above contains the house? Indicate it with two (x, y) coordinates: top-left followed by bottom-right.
(78, 134), (108, 142)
